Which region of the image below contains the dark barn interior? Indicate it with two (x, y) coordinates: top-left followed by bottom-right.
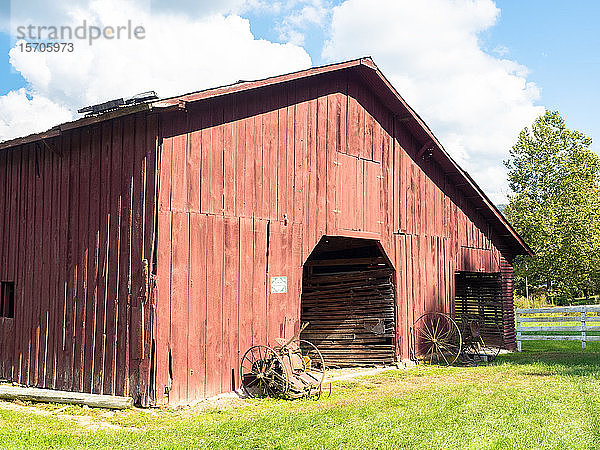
(300, 237), (396, 367)
(454, 271), (505, 347)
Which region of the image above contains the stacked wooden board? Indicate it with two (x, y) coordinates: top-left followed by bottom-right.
(454, 271), (504, 347)
(301, 267), (395, 366)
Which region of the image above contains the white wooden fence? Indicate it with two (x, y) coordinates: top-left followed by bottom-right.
(516, 305), (600, 351)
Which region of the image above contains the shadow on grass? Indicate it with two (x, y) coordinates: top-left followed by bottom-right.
(495, 340), (600, 378)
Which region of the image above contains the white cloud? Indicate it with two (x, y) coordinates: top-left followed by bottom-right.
(3, 0), (250, 32)
(264, 0), (332, 46)
(323, 0), (544, 203)
(278, 3), (329, 45)
(0, 0), (311, 141)
(0, 88), (73, 139)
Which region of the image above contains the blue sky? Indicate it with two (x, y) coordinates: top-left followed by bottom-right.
(0, 0), (597, 202)
(484, 0), (599, 151)
(245, 0), (599, 151)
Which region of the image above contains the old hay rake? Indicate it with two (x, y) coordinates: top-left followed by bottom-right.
(410, 312), (502, 365)
(240, 323), (327, 399)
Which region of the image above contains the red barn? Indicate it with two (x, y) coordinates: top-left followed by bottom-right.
(0, 58), (530, 405)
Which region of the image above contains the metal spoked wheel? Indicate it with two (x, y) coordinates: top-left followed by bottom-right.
(296, 339), (326, 399)
(240, 345), (289, 398)
(411, 312), (462, 365)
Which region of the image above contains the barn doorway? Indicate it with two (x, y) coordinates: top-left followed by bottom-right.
(454, 272), (505, 348)
(300, 236), (396, 367)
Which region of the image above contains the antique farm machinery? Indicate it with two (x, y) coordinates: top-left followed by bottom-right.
(240, 323), (327, 399)
(410, 312), (463, 365)
(410, 312), (502, 365)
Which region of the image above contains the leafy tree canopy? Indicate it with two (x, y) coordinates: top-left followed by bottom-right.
(504, 110), (600, 302)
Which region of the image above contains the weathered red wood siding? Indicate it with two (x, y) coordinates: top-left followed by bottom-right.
(155, 71), (518, 404)
(0, 62), (520, 405)
(0, 112), (157, 404)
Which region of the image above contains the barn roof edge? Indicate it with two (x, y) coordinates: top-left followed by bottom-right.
(0, 56), (532, 257)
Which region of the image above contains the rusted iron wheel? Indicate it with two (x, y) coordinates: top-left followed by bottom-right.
(297, 339), (326, 399)
(240, 345), (289, 398)
(411, 312), (462, 365)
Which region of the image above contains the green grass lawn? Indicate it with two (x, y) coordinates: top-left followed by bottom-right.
(2, 341), (600, 449)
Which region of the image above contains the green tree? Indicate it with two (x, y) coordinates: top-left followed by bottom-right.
(504, 110), (600, 303)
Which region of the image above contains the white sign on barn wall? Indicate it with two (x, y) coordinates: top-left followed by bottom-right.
(270, 276), (287, 294)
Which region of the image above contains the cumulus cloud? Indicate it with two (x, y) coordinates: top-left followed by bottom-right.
(276, 0), (332, 45)
(0, 0), (311, 141)
(322, 0), (544, 203)
(2, 0), (250, 32)
(0, 88), (73, 139)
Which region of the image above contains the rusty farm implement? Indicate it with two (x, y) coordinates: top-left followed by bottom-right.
(239, 323), (327, 399)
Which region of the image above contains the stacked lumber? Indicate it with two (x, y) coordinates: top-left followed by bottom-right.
(301, 267), (395, 367)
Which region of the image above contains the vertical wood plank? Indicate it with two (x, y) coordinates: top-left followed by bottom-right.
(211, 99), (224, 215)
(171, 112), (188, 212)
(83, 125), (101, 393)
(246, 98), (257, 218)
(395, 235), (405, 358)
(15, 147), (31, 383)
(277, 87), (288, 221)
(0, 150), (8, 378)
(169, 211), (189, 403)
(46, 151), (60, 388)
(103, 118), (122, 395)
(0, 150), (6, 286)
(346, 77), (363, 157)
(11, 148), (24, 380)
(52, 137), (68, 389)
(285, 85), (296, 223)
(205, 215), (224, 397)
(252, 219), (267, 348)
(304, 87), (318, 256)
(372, 98), (383, 163)
(238, 217), (254, 355)
(325, 80), (339, 235)
(294, 83), (307, 227)
(254, 95), (265, 219)
(128, 113), (148, 399)
(115, 116), (135, 396)
(364, 87), (374, 161)
(264, 94), (278, 220)
(235, 96), (247, 217)
(200, 102), (212, 214)
(223, 216), (240, 392)
(141, 113), (158, 405)
(315, 90), (327, 244)
(93, 120), (112, 393)
(188, 213), (207, 400)
(223, 96), (236, 216)
(187, 113), (201, 213)
(364, 160), (382, 233)
(154, 212), (171, 402)
(72, 133), (86, 389)
(37, 148), (48, 384)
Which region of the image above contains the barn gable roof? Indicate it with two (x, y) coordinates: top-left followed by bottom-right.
(0, 57), (532, 257)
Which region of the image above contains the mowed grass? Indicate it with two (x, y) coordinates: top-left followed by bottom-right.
(2, 341), (600, 449)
